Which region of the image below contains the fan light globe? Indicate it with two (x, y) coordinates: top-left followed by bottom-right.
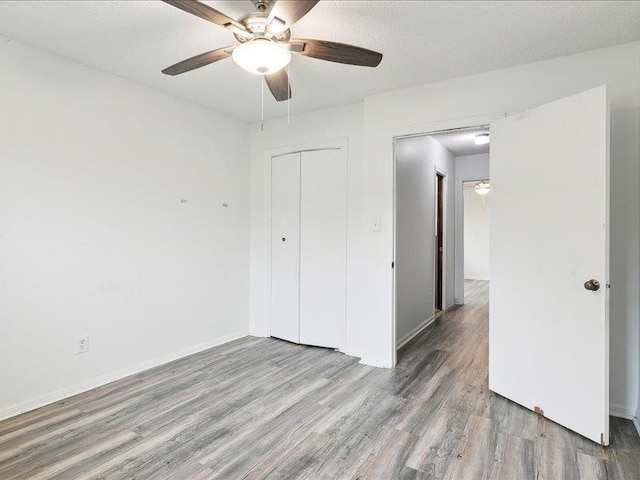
(232, 39), (291, 75)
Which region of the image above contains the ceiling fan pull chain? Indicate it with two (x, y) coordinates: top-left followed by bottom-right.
(261, 75), (265, 131)
(287, 63), (290, 127)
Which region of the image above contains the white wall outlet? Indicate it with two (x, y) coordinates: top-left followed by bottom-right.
(77, 335), (89, 354)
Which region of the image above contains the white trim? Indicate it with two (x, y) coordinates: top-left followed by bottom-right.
(0, 329), (248, 422)
(396, 315), (436, 350)
(609, 403), (637, 419)
(445, 300), (456, 310)
(633, 417), (640, 438)
(391, 138), (398, 365)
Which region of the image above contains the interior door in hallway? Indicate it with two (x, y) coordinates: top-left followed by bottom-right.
(490, 85), (609, 445)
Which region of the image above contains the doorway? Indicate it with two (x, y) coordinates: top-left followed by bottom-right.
(394, 125), (490, 351)
(462, 180), (490, 284)
(392, 87), (610, 445)
(435, 173), (445, 311)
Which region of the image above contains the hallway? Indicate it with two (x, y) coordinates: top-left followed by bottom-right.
(0, 281), (638, 479)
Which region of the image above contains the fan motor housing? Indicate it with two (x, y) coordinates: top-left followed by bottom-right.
(234, 12), (291, 43)
(253, 1), (269, 12)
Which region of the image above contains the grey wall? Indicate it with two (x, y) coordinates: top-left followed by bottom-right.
(395, 136), (455, 347)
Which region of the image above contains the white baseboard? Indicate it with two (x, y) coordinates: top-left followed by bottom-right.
(445, 300), (456, 311)
(609, 404), (639, 439)
(0, 329), (248, 422)
(609, 403), (636, 419)
(396, 315), (436, 350)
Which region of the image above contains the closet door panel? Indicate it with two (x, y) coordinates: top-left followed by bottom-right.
(299, 149), (347, 349)
(270, 153), (301, 343)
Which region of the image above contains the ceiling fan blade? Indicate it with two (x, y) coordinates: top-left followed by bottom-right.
(268, 0), (319, 29)
(162, 0), (245, 31)
(162, 47), (232, 76)
(264, 69), (292, 102)
(289, 39), (382, 67)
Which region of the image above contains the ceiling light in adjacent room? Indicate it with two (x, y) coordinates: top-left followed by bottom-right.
(232, 38), (291, 75)
(474, 133), (490, 145)
(475, 182), (490, 195)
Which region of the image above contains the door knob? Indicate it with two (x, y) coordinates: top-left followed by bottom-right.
(584, 279), (600, 291)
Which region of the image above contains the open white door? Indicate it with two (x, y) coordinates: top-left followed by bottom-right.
(490, 85), (609, 445)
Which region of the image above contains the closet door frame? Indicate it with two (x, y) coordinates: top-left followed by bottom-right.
(265, 138), (348, 352)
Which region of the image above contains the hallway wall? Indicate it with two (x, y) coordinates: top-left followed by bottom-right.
(395, 136), (455, 347)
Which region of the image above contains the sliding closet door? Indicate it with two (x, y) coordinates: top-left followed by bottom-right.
(299, 149), (347, 349)
(270, 153), (301, 343)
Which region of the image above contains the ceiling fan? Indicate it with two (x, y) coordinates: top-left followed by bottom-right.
(161, 0), (383, 101)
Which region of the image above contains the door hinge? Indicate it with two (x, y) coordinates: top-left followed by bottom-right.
(391, 261), (395, 269)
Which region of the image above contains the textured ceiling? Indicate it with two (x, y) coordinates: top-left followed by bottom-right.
(431, 126), (490, 157)
(0, 1), (639, 123)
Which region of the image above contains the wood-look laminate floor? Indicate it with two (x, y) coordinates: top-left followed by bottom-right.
(1, 280), (639, 479)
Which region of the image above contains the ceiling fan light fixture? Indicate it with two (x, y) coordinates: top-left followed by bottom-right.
(232, 38), (291, 75)
(474, 133), (490, 145)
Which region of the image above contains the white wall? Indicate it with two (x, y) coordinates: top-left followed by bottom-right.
(360, 41), (639, 417)
(395, 136), (455, 347)
(454, 153), (490, 302)
(0, 37), (250, 419)
(463, 188), (490, 280)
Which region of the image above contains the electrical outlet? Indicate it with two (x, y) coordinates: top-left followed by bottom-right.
(77, 335), (89, 354)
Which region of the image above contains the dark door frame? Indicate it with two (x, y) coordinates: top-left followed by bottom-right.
(435, 172), (445, 311)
